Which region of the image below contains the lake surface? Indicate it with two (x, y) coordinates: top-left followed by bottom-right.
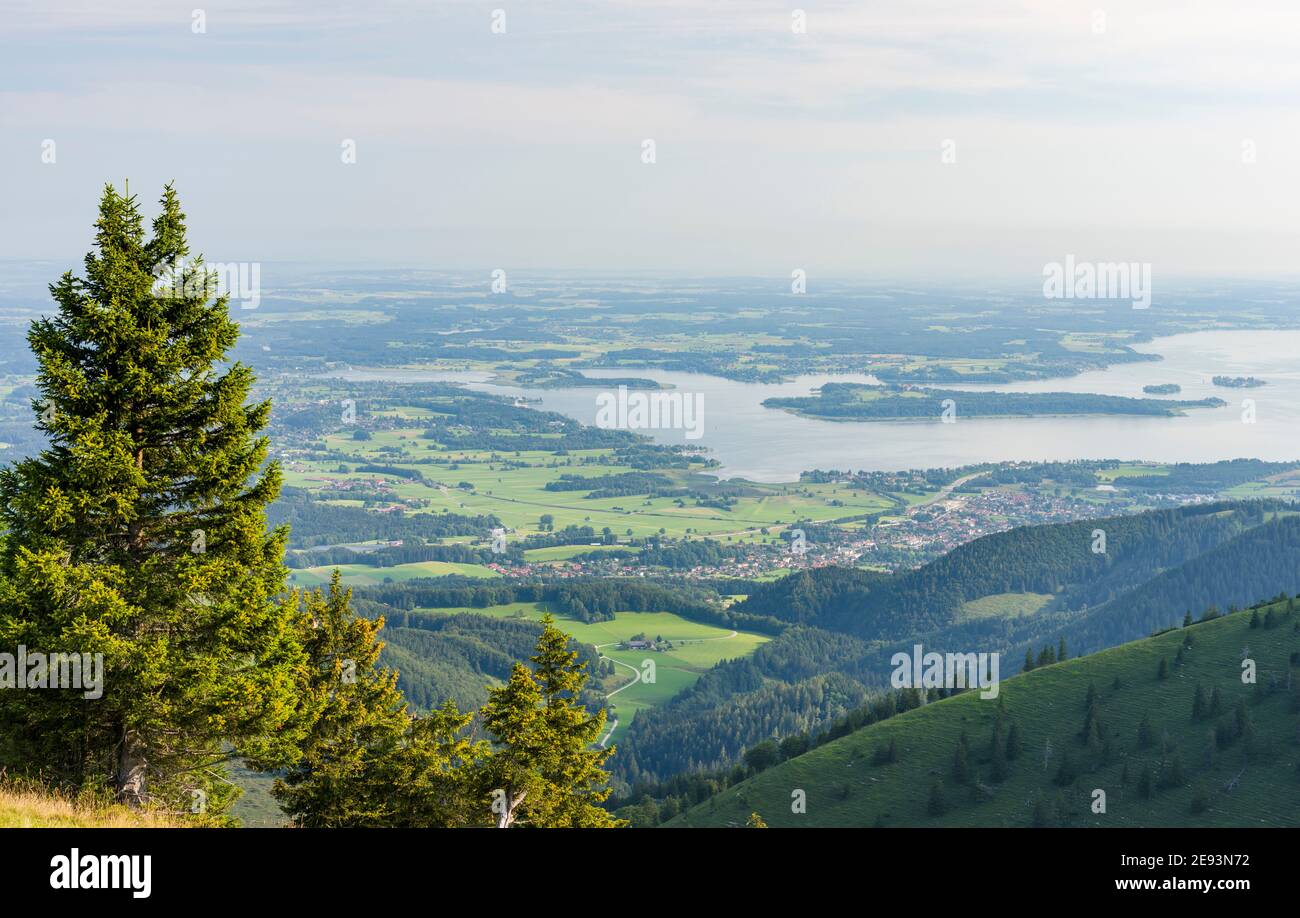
(333, 329), (1300, 482)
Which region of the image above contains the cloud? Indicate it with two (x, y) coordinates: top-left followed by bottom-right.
(5, 0), (1300, 273)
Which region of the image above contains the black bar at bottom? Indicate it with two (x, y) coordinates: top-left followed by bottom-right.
(0, 826), (1279, 905)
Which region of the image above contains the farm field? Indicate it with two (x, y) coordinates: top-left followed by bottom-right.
(287, 560), (502, 587)
(957, 592), (1054, 621)
(1096, 463), (1169, 481)
(523, 543), (632, 562)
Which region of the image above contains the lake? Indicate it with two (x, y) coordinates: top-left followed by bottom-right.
(332, 329), (1300, 482)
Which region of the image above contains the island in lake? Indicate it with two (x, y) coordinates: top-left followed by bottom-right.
(763, 382), (1227, 421)
(1212, 375), (1266, 388)
(1143, 383), (1182, 395)
(514, 367), (663, 389)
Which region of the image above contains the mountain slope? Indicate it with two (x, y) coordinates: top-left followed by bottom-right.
(672, 599), (1300, 827)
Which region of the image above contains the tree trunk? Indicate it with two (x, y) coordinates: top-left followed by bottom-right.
(495, 789), (526, 828)
(116, 729), (148, 808)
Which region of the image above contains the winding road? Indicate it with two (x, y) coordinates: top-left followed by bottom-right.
(594, 631), (739, 747)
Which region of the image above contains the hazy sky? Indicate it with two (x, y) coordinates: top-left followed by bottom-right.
(3, 0), (1300, 278)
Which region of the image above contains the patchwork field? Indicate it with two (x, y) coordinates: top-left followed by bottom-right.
(277, 415), (899, 550)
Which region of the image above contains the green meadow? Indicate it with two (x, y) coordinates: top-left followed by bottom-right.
(957, 592), (1054, 621)
(287, 560), (502, 587)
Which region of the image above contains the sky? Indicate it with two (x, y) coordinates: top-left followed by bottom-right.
(2, 0), (1300, 279)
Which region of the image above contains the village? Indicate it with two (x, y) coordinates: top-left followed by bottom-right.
(482, 479), (1218, 581)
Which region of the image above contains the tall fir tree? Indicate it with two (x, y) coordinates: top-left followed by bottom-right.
(952, 732), (971, 785)
(268, 574), (403, 826)
(268, 573), (486, 827)
(0, 185), (305, 812)
(480, 614), (623, 827)
(1192, 684), (1208, 721)
(988, 722), (1010, 782)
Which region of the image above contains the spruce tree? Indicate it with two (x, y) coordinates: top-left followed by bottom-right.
(1137, 714), (1154, 749)
(1006, 720), (1023, 760)
(952, 732), (971, 785)
(480, 614), (622, 827)
(1054, 750), (1077, 786)
(1031, 797), (1052, 827)
(1083, 706), (1105, 751)
(1160, 752), (1185, 790)
(1234, 699), (1255, 748)
(927, 779), (948, 816)
(0, 185), (304, 812)
(378, 697), (487, 827)
(269, 574), (403, 825)
(989, 724), (1010, 782)
(1192, 684), (1208, 721)
(267, 574), (486, 827)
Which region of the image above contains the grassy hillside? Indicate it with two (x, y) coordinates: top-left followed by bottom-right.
(0, 783), (181, 828)
(673, 599), (1300, 827)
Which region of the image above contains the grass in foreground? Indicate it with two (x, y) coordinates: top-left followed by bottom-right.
(0, 782), (182, 828)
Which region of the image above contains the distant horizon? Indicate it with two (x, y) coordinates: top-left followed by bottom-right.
(7, 256), (1300, 288)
